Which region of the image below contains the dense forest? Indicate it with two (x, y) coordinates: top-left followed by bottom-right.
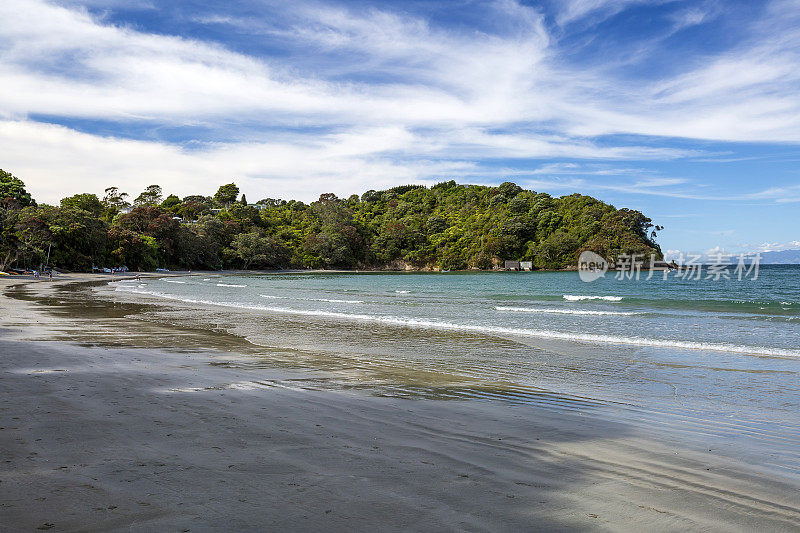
(0, 168), (662, 272)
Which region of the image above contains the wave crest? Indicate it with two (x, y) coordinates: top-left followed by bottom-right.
(563, 295), (622, 302)
(112, 284), (799, 359)
(495, 306), (638, 316)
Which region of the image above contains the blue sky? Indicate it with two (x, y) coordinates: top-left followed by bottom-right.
(1, 0), (800, 255)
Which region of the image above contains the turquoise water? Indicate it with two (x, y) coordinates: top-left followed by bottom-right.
(110, 266), (800, 472)
(116, 266), (800, 355)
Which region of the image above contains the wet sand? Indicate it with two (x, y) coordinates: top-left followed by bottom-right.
(1, 275), (799, 531)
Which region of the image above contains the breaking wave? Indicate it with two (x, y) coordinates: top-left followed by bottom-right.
(260, 294), (363, 304)
(495, 306), (639, 316)
(113, 285), (800, 359)
(563, 295), (623, 302)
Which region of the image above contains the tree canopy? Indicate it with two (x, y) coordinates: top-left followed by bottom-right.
(61, 193), (104, 216)
(134, 185), (163, 207)
(0, 170), (662, 272)
(0, 170), (35, 207)
(102, 187), (130, 209)
(214, 183), (239, 208)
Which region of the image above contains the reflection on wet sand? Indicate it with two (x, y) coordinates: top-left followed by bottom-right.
(2, 277), (800, 531)
(6, 278), (800, 475)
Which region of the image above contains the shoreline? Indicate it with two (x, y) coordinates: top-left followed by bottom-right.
(1, 277), (799, 530)
(1, 265), (691, 278)
(8, 261), (793, 280)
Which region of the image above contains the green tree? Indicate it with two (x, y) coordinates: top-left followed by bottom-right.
(0, 199), (23, 270)
(534, 231), (579, 270)
(214, 183), (239, 208)
(61, 193), (104, 216)
(304, 226), (364, 268)
(179, 195), (212, 220)
(102, 187), (130, 209)
(225, 230), (288, 269)
(108, 228), (159, 271)
(161, 194), (181, 210)
(194, 215), (235, 268)
(0, 169), (34, 206)
(0, 173), (662, 272)
(15, 205), (108, 271)
(134, 185), (163, 207)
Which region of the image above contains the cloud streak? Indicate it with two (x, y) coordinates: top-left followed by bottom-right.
(0, 0), (799, 207)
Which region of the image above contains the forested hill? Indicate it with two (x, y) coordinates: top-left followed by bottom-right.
(1, 170), (662, 272)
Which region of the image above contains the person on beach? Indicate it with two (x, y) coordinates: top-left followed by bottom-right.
(48, 271), (52, 281)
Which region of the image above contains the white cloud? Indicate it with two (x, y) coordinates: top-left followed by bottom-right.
(554, 0), (658, 26)
(0, 120), (481, 204)
(530, 162), (657, 176)
(745, 184), (800, 203)
(668, 2), (720, 32)
(755, 240), (800, 252)
(0, 0), (552, 127)
(3, 0), (797, 141)
(1, 0), (800, 204)
(0, 1), (346, 122)
(4, 118), (699, 205)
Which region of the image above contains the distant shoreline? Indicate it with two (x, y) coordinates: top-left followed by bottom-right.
(4, 264), (739, 278)
(5, 261), (798, 283)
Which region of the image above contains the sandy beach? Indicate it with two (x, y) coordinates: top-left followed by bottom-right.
(1, 274), (799, 531)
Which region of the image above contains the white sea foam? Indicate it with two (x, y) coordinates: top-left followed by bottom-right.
(260, 294), (363, 304)
(309, 298), (364, 304)
(115, 287), (163, 298)
(395, 290), (411, 294)
(563, 295), (623, 302)
(162, 279), (187, 284)
(495, 306), (638, 316)
(217, 283), (246, 288)
(113, 285), (800, 359)
(203, 278), (211, 281)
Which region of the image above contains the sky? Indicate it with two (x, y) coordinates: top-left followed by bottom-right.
(1, 0), (800, 255)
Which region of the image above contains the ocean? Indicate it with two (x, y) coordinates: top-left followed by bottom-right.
(108, 266), (800, 472)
